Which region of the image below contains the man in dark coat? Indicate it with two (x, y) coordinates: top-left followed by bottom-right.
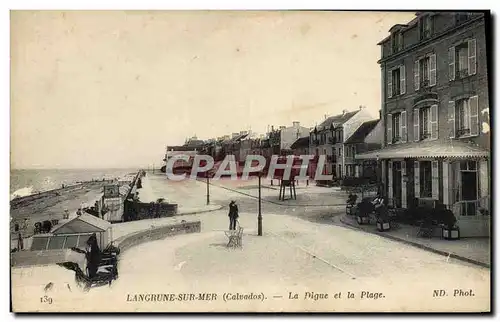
(228, 201), (238, 230)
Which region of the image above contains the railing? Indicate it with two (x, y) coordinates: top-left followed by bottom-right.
(458, 69), (469, 79)
(329, 137), (337, 144)
(457, 128), (471, 137)
(420, 131), (431, 140)
(452, 196), (490, 217)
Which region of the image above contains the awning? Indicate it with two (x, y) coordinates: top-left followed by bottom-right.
(355, 140), (489, 160)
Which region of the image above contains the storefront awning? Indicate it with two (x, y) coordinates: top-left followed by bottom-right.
(355, 140), (489, 160)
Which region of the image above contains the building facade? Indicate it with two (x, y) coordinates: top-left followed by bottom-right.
(310, 107), (375, 179)
(357, 12), (490, 237)
(343, 119), (383, 179)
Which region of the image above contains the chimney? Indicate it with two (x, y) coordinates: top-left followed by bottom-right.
(279, 126), (286, 130)
(379, 109), (382, 119)
(232, 133), (239, 138)
(293, 121), (300, 128)
(342, 109), (347, 115)
(271, 125), (274, 131)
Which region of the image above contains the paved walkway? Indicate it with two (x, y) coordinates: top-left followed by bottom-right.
(11, 209), (490, 312)
(338, 214), (490, 268)
(208, 177), (350, 207)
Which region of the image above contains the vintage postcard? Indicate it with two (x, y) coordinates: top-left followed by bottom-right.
(10, 10), (491, 313)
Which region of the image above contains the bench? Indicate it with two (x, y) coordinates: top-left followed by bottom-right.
(225, 226), (244, 248)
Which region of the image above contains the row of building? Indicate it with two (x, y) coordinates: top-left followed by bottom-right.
(163, 12), (490, 237)
(166, 106), (383, 182)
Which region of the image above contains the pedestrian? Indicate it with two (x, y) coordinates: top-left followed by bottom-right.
(77, 208), (83, 216)
(228, 201), (238, 230)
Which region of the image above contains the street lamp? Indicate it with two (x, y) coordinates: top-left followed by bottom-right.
(206, 172), (210, 205)
(258, 171), (262, 236)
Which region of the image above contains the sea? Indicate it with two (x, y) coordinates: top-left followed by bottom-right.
(10, 168), (138, 200)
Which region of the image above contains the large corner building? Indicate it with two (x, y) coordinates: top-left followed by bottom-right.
(356, 12), (490, 237)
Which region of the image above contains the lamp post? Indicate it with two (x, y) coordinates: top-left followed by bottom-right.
(258, 172), (262, 236)
(206, 172), (210, 205)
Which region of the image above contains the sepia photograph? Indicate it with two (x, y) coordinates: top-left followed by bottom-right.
(9, 8), (491, 313)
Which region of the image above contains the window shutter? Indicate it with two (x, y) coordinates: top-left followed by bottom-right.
(430, 104), (438, 140)
(388, 161), (393, 200)
(414, 161), (420, 198)
(468, 38), (477, 76)
(401, 161), (407, 208)
(469, 95), (479, 136)
(413, 108), (420, 142)
(442, 161), (449, 206)
(414, 60), (420, 91)
(449, 46), (456, 81)
(429, 54), (437, 86)
(432, 161), (439, 200)
(400, 65), (406, 94)
(448, 101), (456, 138)
(387, 69), (393, 98)
(387, 113), (393, 145)
(401, 111), (407, 143)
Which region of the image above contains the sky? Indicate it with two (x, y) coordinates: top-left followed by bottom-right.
(10, 11), (415, 169)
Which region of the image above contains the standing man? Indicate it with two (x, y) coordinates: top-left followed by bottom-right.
(228, 201), (239, 230)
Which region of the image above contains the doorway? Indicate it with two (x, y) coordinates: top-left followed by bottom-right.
(393, 161), (402, 207)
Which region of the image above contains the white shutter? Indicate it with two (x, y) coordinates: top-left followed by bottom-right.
(387, 113), (393, 145)
(414, 60), (420, 91)
(400, 65), (406, 95)
(429, 54), (437, 86)
(448, 100), (456, 138)
(413, 108), (420, 142)
(401, 111), (407, 143)
(387, 69), (393, 98)
(432, 161), (439, 200)
(468, 38), (477, 76)
(430, 104), (438, 140)
(449, 46), (456, 81)
(388, 161), (393, 200)
(414, 161), (420, 198)
(401, 161), (407, 208)
(443, 161), (450, 206)
(469, 95), (479, 136)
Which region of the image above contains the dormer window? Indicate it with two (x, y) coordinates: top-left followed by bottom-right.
(419, 15), (433, 40)
(391, 32), (403, 53)
(456, 13), (472, 25)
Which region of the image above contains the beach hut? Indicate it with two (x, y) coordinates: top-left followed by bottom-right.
(30, 213), (112, 252)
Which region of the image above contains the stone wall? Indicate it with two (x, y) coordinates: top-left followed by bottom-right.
(115, 221), (201, 254)
(123, 200), (178, 222)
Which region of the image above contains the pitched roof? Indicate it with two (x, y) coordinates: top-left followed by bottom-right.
(314, 110), (359, 131)
(290, 137), (310, 150)
(355, 140), (489, 160)
(52, 213), (111, 234)
(345, 120), (380, 144)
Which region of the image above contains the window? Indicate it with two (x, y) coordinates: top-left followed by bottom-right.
(449, 39), (476, 81)
(449, 96), (479, 138)
(419, 15), (432, 40)
(392, 113), (401, 142)
(420, 161), (432, 197)
(414, 54), (436, 90)
(420, 107), (431, 140)
(458, 99), (471, 136)
(392, 68), (401, 96)
(388, 65), (406, 98)
(456, 43), (469, 78)
(338, 148), (342, 156)
(387, 111), (407, 144)
(391, 32), (403, 53)
(456, 13), (472, 25)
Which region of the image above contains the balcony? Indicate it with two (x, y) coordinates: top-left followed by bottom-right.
(457, 128), (471, 137)
(329, 137), (337, 144)
(457, 69), (469, 79)
(420, 131), (431, 140)
(313, 139), (320, 146)
(392, 135), (401, 143)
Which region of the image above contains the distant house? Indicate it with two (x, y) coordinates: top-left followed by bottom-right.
(310, 107), (375, 179)
(343, 119), (383, 179)
(290, 136), (310, 156)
